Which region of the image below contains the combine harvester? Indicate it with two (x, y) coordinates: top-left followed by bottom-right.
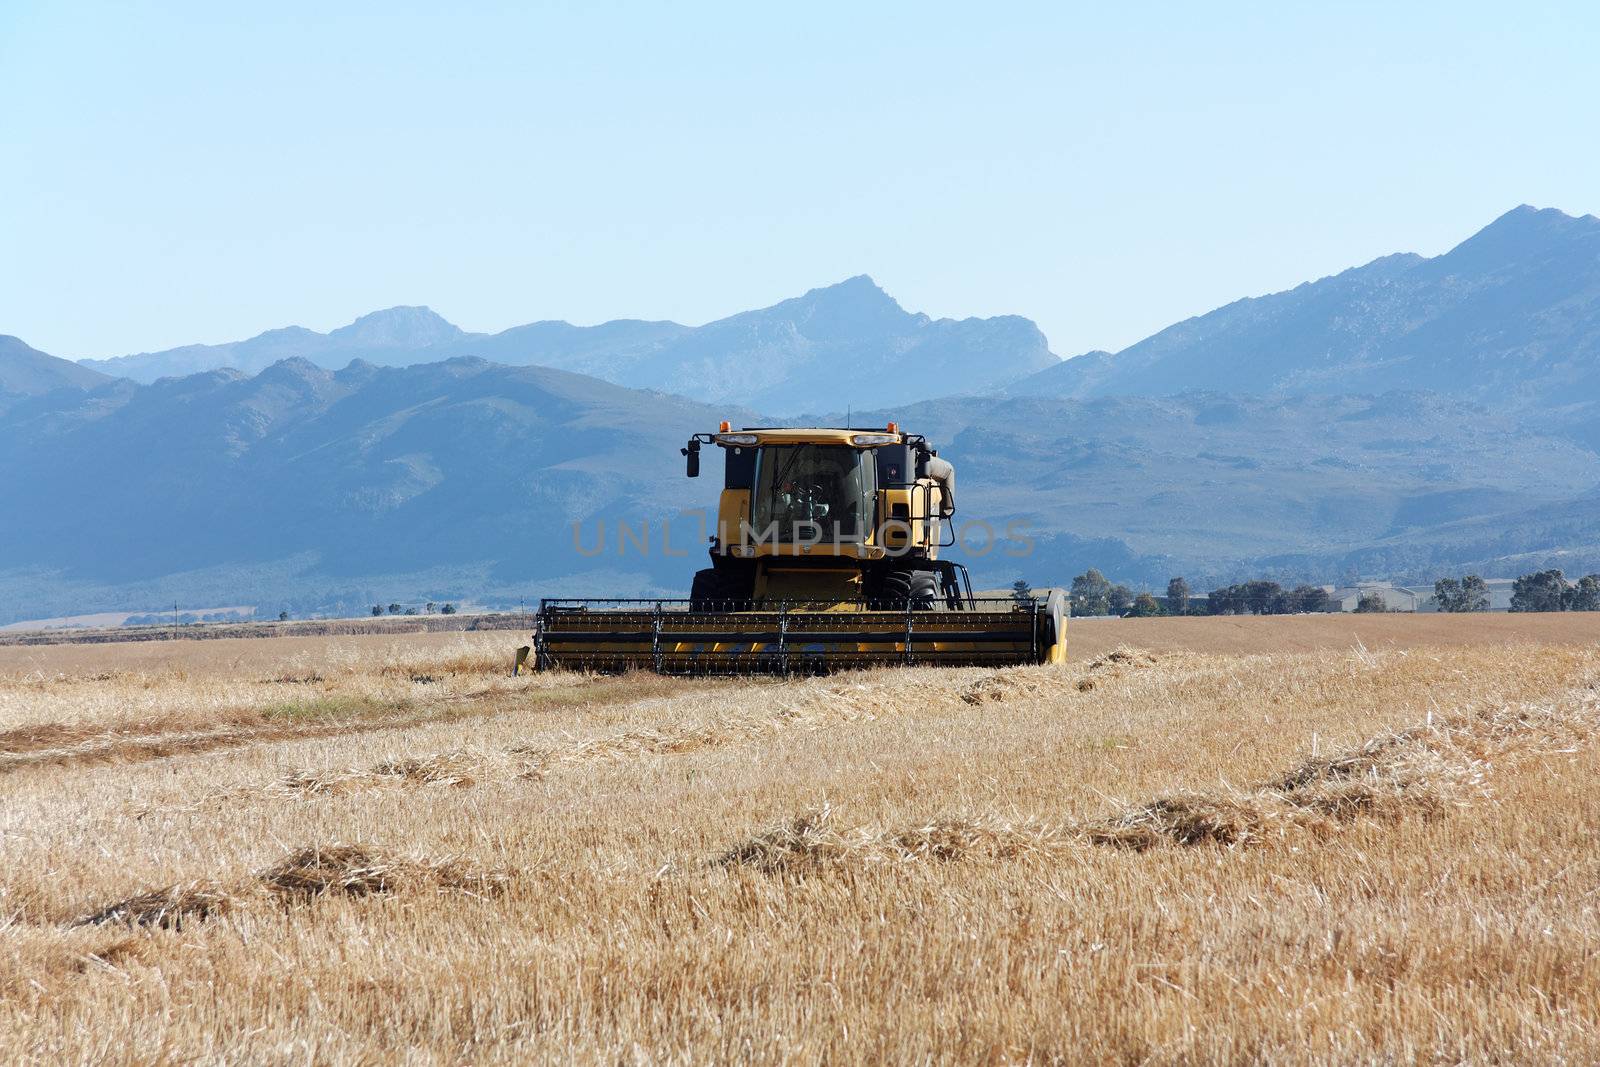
(523, 422), (1066, 674)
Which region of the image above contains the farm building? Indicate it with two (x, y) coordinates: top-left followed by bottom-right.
(1322, 579), (1518, 613)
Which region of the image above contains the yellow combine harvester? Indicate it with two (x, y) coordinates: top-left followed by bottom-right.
(524, 422), (1067, 674)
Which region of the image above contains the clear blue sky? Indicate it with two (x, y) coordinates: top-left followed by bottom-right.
(3, 2), (1597, 360)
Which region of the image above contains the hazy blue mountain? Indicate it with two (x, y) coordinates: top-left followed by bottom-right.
(11, 203), (1600, 622)
(1014, 206), (1600, 407)
(4, 351), (1599, 621)
(78, 277), (1059, 413)
(0, 355), (757, 621)
(452, 319), (690, 380)
(1253, 486), (1600, 590)
(0, 335), (114, 411)
(863, 390), (1600, 586)
(325, 306), (465, 349)
(585, 275), (1056, 412)
(80, 307), (476, 382)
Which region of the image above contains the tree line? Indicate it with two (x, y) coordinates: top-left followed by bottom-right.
(1203, 581), (1334, 615)
(1507, 570), (1600, 612)
(1056, 571), (1336, 617)
(1428, 570), (1600, 612)
(372, 602), (457, 616)
(1043, 567), (1600, 616)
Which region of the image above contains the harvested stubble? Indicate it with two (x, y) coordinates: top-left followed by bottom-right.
(75, 844), (509, 930)
(1083, 694), (1580, 847)
(1075, 644), (1163, 690)
(0, 634), (711, 746)
(73, 880), (236, 931)
(718, 806), (1073, 873)
(5, 623), (1600, 1063)
(958, 667), (1056, 705)
(255, 674), (962, 800)
(0, 665), (714, 780)
(1086, 793), (1273, 849)
(723, 689), (1600, 867)
(1088, 646), (1161, 671)
(257, 844), (510, 900)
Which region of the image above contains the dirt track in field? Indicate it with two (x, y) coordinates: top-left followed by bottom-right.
(0, 628), (535, 678)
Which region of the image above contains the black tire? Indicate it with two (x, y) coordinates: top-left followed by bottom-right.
(872, 568), (939, 610)
(689, 566), (751, 612)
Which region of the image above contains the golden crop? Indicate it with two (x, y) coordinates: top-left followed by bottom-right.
(1, 616), (1596, 1064)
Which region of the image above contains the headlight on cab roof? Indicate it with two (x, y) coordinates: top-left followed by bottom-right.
(714, 432), (759, 446)
(849, 433), (898, 446)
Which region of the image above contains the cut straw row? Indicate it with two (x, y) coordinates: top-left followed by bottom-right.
(718, 692), (1597, 873)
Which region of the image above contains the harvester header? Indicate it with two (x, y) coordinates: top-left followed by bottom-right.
(525, 422), (1066, 674)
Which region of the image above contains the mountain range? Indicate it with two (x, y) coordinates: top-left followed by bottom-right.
(78, 276), (1057, 414)
(0, 336), (112, 411)
(5, 204), (1600, 623)
(1016, 205), (1600, 409)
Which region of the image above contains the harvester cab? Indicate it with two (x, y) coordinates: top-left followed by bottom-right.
(684, 422), (963, 610)
(526, 423), (1067, 674)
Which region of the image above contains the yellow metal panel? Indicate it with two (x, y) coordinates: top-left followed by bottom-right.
(879, 487), (911, 549)
(877, 483), (946, 555)
(758, 565), (863, 604)
(745, 542), (882, 560)
(716, 489), (749, 546)
(728, 428), (899, 446)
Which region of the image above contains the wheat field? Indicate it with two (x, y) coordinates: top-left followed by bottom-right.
(1, 617), (1597, 1064)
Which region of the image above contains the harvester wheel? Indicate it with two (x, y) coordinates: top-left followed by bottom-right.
(872, 568), (939, 610)
(689, 567), (750, 611)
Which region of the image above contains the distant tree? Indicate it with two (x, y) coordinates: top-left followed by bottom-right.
(1108, 584), (1134, 616)
(440, 603), (457, 615)
(1436, 575), (1490, 613)
(403, 607), (419, 616)
(1287, 585), (1330, 613)
(1166, 577), (1190, 615)
(1010, 578), (1034, 604)
(1354, 592), (1386, 613)
(1433, 577), (1462, 612)
(426, 601), (436, 614)
(1070, 569), (1112, 617)
(278, 610), (289, 622)
(1511, 570), (1567, 612)
(1565, 574), (1600, 611)
(1128, 592), (1163, 617)
(1207, 585), (1241, 615)
(1238, 580), (1284, 615)
(387, 602), (402, 615)
(371, 605), (383, 617)
(1202, 580), (1283, 614)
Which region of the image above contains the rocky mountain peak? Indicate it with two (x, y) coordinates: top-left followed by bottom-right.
(328, 306), (463, 349)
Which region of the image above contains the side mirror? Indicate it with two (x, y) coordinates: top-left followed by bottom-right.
(682, 440), (700, 478)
